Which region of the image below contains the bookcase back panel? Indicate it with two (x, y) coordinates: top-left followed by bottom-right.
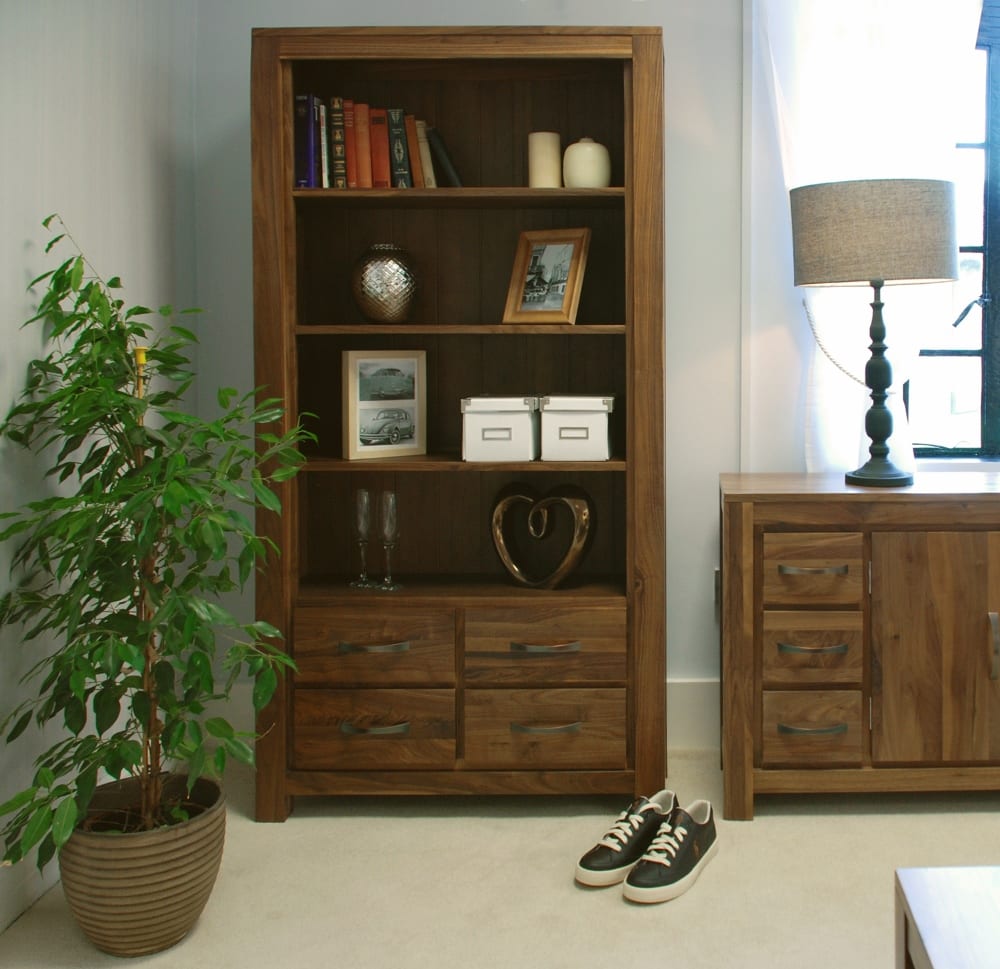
(295, 205), (625, 326)
(297, 468), (626, 583)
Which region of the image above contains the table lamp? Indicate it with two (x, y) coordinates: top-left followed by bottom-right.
(789, 178), (958, 486)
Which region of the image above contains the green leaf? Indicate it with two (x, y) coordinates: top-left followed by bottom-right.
(204, 717), (235, 740)
(253, 666), (278, 710)
(51, 799), (78, 848)
(0, 787), (38, 818)
(21, 806), (52, 855)
(93, 687), (121, 735)
(5, 710), (33, 744)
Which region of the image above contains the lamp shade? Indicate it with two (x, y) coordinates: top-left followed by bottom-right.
(789, 178), (958, 287)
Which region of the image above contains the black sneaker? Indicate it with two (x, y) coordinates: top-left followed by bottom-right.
(623, 799), (718, 903)
(574, 790), (677, 887)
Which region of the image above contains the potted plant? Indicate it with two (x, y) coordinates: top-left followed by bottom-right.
(0, 216), (312, 956)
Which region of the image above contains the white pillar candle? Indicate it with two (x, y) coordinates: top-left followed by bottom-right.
(528, 131), (561, 187)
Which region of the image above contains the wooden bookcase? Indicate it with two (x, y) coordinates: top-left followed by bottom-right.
(250, 26), (665, 821)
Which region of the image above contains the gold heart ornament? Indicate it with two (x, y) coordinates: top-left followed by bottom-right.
(491, 486), (594, 589)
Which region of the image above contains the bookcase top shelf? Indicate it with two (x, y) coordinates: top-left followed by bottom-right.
(295, 324), (627, 336)
(293, 187), (626, 208)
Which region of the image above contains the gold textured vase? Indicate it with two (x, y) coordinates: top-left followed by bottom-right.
(351, 243), (417, 323)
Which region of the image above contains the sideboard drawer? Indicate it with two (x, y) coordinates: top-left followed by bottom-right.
(464, 689), (626, 768)
(293, 607), (456, 686)
(762, 611), (863, 686)
(465, 605), (626, 685)
(762, 533), (864, 606)
(761, 690), (863, 766)
(292, 689), (456, 769)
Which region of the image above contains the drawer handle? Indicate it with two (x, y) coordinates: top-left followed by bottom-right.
(990, 612), (1000, 680)
(776, 641), (849, 656)
(510, 640), (582, 654)
(777, 564), (849, 576)
(340, 721), (411, 737)
(337, 639), (411, 654)
(510, 721), (582, 735)
(776, 721), (848, 736)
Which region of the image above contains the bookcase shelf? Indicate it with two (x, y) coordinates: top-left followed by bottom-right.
(251, 26), (665, 819)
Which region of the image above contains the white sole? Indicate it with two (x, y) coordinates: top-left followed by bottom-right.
(622, 839), (718, 904)
(574, 862), (634, 888)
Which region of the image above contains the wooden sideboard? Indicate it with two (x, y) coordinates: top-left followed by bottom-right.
(720, 472), (1000, 820)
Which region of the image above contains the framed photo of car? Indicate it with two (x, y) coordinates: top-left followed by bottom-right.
(502, 227), (591, 325)
(342, 349), (427, 460)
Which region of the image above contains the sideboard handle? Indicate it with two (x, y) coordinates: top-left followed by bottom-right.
(776, 641), (849, 655)
(777, 564), (849, 576)
(776, 722), (848, 736)
(990, 612), (1000, 680)
(510, 721), (582, 735)
(340, 721), (411, 737)
(337, 639), (411, 654)
(510, 640), (581, 654)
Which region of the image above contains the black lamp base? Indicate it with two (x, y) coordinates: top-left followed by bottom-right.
(845, 458), (913, 488)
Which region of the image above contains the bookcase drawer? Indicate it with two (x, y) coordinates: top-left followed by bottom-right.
(762, 611), (863, 686)
(762, 532), (864, 607)
(464, 605), (626, 685)
(464, 689), (626, 769)
(761, 690), (863, 767)
(293, 607), (456, 686)
(292, 688), (456, 769)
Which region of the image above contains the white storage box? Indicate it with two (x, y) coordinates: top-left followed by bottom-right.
(461, 396), (540, 461)
(540, 395), (614, 461)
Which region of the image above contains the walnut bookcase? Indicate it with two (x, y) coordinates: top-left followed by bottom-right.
(251, 26), (665, 821)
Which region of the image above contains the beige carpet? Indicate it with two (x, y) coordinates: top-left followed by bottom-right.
(1, 750), (997, 968)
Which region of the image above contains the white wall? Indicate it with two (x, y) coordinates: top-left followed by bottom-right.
(0, 0), (743, 929)
(0, 0), (197, 932)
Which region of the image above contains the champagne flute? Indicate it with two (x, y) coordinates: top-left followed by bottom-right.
(348, 488), (374, 588)
(379, 489), (402, 591)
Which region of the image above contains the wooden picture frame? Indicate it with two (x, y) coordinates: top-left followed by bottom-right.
(502, 227), (591, 325)
(342, 349), (427, 460)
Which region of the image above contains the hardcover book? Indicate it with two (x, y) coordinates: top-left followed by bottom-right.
(344, 99), (358, 188)
(404, 114), (424, 188)
(354, 102), (373, 189)
(369, 107), (391, 189)
(426, 126), (462, 187)
(294, 93), (316, 187)
(386, 108), (413, 188)
(415, 119), (437, 189)
(328, 96), (347, 188)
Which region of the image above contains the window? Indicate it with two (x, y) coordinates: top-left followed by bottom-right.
(909, 5), (1000, 457)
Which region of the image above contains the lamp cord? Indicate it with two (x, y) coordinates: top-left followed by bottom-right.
(801, 298), (866, 388)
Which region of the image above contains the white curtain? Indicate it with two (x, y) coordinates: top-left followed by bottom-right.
(753, 0), (982, 472)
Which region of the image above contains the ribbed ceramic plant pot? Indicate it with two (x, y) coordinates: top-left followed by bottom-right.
(58, 774), (225, 957)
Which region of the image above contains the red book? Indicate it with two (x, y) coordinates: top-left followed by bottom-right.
(354, 103), (373, 188)
(368, 107), (391, 189)
(344, 99), (359, 188)
(404, 114), (424, 188)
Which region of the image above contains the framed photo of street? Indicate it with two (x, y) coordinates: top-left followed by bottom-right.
(502, 227), (591, 325)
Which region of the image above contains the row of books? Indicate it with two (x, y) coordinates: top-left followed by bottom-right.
(294, 94), (463, 190)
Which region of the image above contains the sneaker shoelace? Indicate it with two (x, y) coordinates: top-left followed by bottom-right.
(639, 822), (688, 868)
(597, 805), (655, 853)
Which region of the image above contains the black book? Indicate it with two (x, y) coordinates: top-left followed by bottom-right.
(426, 127), (462, 187)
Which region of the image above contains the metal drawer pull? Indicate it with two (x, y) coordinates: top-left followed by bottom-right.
(776, 642), (849, 655)
(777, 564), (849, 576)
(340, 721), (411, 737)
(510, 640), (581, 654)
(510, 721), (582, 735)
(776, 722), (848, 736)
(337, 639), (411, 654)
(990, 612), (1000, 680)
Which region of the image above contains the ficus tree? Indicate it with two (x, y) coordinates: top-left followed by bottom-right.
(0, 215), (312, 869)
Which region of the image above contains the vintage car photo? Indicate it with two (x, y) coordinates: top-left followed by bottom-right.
(359, 365), (415, 400)
(359, 407), (415, 446)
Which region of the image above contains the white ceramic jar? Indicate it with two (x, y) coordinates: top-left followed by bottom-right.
(562, 137), (611, 188)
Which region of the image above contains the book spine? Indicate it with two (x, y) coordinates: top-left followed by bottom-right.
(328, 96), (347, 188)
(318, 101), (330, 188)
(426, 126), (462, 187)
(294, 93), (312, 187)
(354, 103), (373, 188)
(404, 114), (424, 188)
(415, 119), (437, 189)
(386, 108), (413, 188)
(344, 99), (358, 188)
(369, 107), (391, 189)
